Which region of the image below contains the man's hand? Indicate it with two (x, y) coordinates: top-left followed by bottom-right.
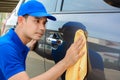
(62, 36), (85, 68)
(26, 40), (37, 50)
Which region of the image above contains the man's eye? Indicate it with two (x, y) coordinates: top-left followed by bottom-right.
(34, 20), (39, 23)
(36, 20), (40, 23)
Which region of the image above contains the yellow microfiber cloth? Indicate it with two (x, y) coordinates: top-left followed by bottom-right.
(66, 29), (87, 80)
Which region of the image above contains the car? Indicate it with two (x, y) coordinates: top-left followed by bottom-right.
(3, 0), (120, 80)
(46, 33), (63, 48)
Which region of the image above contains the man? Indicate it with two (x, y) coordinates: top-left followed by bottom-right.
(0, 0), (85, 80)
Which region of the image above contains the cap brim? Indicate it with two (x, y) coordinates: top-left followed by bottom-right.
(29, 12), (56, 21)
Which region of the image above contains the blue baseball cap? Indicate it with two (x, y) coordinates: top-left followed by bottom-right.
(18, 0), (56, 21)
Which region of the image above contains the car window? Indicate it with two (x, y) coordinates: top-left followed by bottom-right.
(39, 0), (57, 12)
(62, 0), (120, 12)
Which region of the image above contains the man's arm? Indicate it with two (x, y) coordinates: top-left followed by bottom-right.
(9, 35), (85, 80)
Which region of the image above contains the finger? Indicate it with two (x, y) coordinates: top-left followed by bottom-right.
(31, 40), (37, 45)
(78, 38), (86, 52)
(78, 50), (86, 58)
(75, 36), (85, 52)
(74, 35), (83, 48)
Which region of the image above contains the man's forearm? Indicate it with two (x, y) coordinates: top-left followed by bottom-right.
(31, 59), (68, 80)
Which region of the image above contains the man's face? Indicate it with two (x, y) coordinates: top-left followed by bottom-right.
(22, 15), (47, 41)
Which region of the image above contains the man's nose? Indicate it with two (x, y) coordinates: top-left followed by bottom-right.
(38, 24), (45, 30)
(38, 24), (45, 34)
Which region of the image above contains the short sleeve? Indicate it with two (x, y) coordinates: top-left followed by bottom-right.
(0, 44), (25, 79)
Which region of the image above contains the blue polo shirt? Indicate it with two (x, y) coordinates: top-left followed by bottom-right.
(0, 28), (30, 80)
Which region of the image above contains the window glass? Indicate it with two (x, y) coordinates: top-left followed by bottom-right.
(38, 0), (57, 12)
(62, 0), (120, 11)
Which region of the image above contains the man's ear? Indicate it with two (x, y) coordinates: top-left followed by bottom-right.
(17, 16), (24, 24)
